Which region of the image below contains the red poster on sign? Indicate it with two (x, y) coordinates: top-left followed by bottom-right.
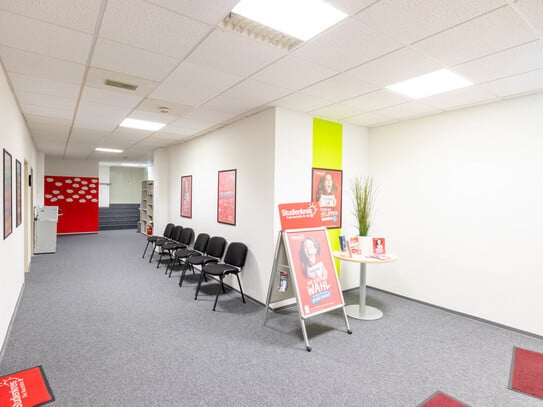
(284, 228), (344, 318)
(0, 365), (54, 406)
(278, 202), (323, 230)
(311, 168), (342, 228)
(44, 175), (99, 234)
(217, 169), (236, 225)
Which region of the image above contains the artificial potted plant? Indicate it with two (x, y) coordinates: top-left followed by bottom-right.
(351, 175), (375, 253)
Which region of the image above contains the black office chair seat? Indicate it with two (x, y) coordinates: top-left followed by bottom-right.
(171, 233), (210, 281)
(180, 236), (226, 287)
(142, 223), (174, 259)
(150, 225), (182, 263)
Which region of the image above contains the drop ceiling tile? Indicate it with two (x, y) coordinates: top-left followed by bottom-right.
(25, 115), (72, 129)
(99, 0), (211, 58)
(328, 0), (379, 15)
(150, 131), (187, 141)
(0, 11), (92, 63)
(479, 68), (543, 97)
(17, 91), (77, 111)
(127, 110), (179, 125)
(200, 95), (263, 117)
(85, 67), (159, 98)
(28, 126), (70, 139)
(20, 103), (74, 120)
(343, 111), (394, 127)
(33, 140), (65, 155)
(454, 40), (543, 84)
(145, 0), (238, 25)
(293, 17), (403, 72)
(74, 101), (131, 131)
(254, 56), (337, 90)
(186, 28), (286, 77)
(303, 73), (377, 101)
(150, 61), (242, 106)
(167, 117), (212, 132)
(359, 0), (507, 45)
(420, 86), (500, 110)
(372, 100), (442, 120)
(0, 46), (85, 84)
(109, 127), (152, 144)
(135, 99), (193, 117)
(157, 125), (197, 137)
(515, 0), (543, 34)
(80, 86), (143, 109)
(413, 6), (537, 66)
(8, 73), (80, 100)
(70, 128), (111, 141)
(343, 89), (410, 112)
(311, 103), (363, 121)
(182, 107), (235, 125)
(0, 0), (103, 33)
(91, 38), (179, 82)
(221, 79), (293, 105)
(272, 92), (333, 113)
(347, 47), (442, 87)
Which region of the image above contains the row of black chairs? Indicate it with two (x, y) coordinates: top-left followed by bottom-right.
(142, 223), (248, 311)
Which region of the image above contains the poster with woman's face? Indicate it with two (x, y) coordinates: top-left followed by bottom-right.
(285, 228), (344, 318)
(311, 168), (342, 228)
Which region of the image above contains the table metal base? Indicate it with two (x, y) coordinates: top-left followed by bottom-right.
(345, 304), (383, 320)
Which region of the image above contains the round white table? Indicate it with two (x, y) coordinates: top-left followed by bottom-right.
(334, 251), (398, 320)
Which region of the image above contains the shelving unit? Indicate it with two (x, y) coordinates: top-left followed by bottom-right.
(140, 180), (154, 234)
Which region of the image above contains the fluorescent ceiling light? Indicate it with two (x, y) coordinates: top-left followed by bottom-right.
(95, 147), (123, 153)
(119, 118), (165, 131)
(121, 163), (149, 167)
(386, 69), (473, 99)
(232, 0), (347, 41)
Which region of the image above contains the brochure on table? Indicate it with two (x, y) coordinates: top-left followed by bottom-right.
(264, 202), (351, 351)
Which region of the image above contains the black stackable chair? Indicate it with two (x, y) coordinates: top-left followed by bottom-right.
(172, 233), (210, 281)
(142, 223), (174, 259)
(150, 225), (182, 263)
(195, 242), (248, 311)
(183, 236), (226, 288)
(158, 227), (194, 270)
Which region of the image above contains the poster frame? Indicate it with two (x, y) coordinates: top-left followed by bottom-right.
(217, 169), (236, 225)
(3, 149), (12, 239)
(311, 167), (342, 229)
(180, 175), (192, 218)
(16, 159), (22, 227)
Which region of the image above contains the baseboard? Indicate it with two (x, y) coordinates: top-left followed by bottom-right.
(0, 281), (25, 365)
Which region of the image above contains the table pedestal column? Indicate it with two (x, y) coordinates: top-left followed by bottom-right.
(344, 262), (383, 320)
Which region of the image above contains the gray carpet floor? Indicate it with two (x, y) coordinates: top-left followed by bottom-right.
(1, 229), (542, 406)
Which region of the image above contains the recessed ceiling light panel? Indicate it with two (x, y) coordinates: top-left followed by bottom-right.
(120, 118), (165, 131)
(386, 69), (473, 99)
(232, 0), (347, 41)
(95, 147), (124, 153)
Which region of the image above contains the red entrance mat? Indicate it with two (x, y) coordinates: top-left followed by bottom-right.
(510, 346), (543, 400)
(0, 365), (54, 407)
(418, 391), (469, 407)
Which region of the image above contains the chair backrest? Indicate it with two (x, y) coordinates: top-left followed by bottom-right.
(170, 225), (184, 242)
(205, 236), (227, 258)
(193, 233), (210, 253)
(179, 227), (193, 245)
(162, 223), (175, 238)
(223, 242), (248, 268)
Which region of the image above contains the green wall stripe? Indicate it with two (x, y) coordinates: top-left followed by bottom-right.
(312, 118), (343, 274)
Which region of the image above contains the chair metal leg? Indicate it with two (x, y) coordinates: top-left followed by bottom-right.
(156, 251), (164, 268)
(148, 243), (157, 263)
(213, 275), (224, 311)
(235, 273), (246, 303)
(142, 241), (151, 258)
(179, 261), (188, 286)
(194, 271), (206, 300)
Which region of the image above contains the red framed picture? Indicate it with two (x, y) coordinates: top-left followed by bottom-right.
(180, 175), (192, 218)
(16, 159), (22, 227)
(3, 149), (12, 239)
(217, 169), (236, 225)
(283, 227), (345, 318)
(311, 168), (342, 229)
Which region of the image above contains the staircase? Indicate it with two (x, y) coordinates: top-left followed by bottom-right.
(99, 203), (140, 231)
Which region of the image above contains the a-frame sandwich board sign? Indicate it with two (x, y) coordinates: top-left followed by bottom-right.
(264, 224), (351, 352)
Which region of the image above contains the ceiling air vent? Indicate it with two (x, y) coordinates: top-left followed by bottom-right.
(104, 79), (138, 91)
(219, 12), (302, 51)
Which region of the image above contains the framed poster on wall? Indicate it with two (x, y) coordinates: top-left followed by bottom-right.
(3, 149), (12, 239)
(311, 168), (342, 228)
(217, 169), (236, 225)
(180, 175), (192, 218)
(16, 159), (21, 227)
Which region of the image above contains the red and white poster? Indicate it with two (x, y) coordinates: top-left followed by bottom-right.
(0, 365), (55, 406)
(284, 228), (344, 318)
(311, 168), (342, 229)
(217, 169), (236, 225)
(278, 202), (323, 230)
(44, 175), (99, 234)
(180, 175), (192, 218)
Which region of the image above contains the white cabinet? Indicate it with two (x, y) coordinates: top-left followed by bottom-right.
(140, 180), (154, 234)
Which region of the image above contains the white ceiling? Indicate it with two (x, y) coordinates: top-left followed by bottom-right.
(1, 0), (542, 164)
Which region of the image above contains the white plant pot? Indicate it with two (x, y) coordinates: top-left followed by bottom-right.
(359, 236), (374, 255)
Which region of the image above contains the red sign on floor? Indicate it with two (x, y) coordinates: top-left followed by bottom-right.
(0, 366), (54, 407)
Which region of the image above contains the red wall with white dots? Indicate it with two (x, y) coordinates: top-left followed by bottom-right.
(44, 175), (99, 234)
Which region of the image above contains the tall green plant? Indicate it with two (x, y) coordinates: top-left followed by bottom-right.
(352, 176), (374, 236)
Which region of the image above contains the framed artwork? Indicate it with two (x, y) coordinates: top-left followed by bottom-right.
(311, 168), (342, 229)
(16, 159), (22, 227)
(217, 169), (236, 225)
(180, 175), (192, 218)
(3, 149), (12, 239)
(283, 227), (345, 319)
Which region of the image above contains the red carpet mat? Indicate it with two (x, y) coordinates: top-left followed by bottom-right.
(0, 365), (54, 407)
(419, 391), (468, 407)
(510, 346), (543, 400)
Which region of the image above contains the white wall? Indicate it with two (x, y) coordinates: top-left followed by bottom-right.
(367, 92), (543, 336)
(98, 165), (110, 207)
(0, 63), (39, 352)
(44, 157), (99, 177)
(164, 109), (276, 303)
